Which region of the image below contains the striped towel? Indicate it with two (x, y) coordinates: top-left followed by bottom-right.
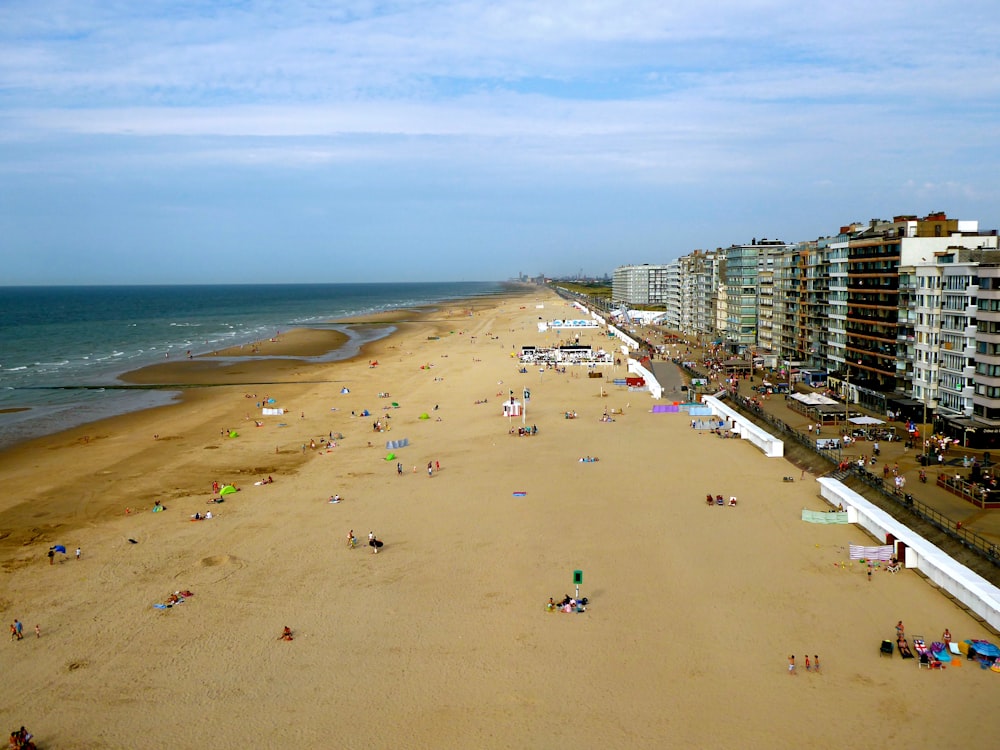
(849, 544), (894, 561)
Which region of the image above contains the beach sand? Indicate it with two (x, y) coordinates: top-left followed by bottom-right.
(0, 288), (996, 749)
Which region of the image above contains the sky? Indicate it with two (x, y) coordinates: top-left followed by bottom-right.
(1, 1), (999, 285)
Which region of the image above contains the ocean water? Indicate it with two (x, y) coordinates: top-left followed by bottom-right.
(0, 282), (509, 451)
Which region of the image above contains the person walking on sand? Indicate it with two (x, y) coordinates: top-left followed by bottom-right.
(788, 655), (796, 675)
(427, 461), (433, 478)
(9, 623), (16, 641)
(14, 620), (23, 640)
(804, 655), (811, 672)
(34, 624), (40, 639)
(75, 547), (81, 561)
(813, 655), (820, 673)
(397, 462), (403, 477)
(896, 620), (904, 639)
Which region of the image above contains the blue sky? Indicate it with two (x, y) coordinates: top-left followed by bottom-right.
(2, 1), (998, 284)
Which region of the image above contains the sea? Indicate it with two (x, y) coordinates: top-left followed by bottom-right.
(0, 281), (511, 452)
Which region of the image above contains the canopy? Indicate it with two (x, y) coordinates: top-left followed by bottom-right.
(849, 416), (885, 425)
(51, 545), (67, 554)
(219, 485), (237, 496)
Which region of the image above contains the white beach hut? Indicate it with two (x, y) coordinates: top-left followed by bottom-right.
(503, 400), (522, 418)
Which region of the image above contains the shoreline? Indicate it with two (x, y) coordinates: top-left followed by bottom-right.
(0, 296), (501, 552)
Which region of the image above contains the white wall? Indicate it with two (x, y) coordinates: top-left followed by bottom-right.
(817, 478), (1000, 632)
(701, 395), (784, 457)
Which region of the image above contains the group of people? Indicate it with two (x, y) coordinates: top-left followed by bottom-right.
(705, 494), (738, 507)
(546, 595), (588, 613)
(347, 530), (384, 554)
(9, 620), (37, 641)
(787, 654), (821, 674)
(8, 727), (34, 749)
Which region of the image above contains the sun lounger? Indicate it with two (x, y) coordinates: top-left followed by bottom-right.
(879, 640), (894, 657)
(948, 642), (962, 656)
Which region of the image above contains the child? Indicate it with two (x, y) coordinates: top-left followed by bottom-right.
(813, 655), (820, 673)
(805, 655), (811, 672)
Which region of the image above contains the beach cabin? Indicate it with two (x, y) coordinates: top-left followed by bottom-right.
(503, 400), (523, 418)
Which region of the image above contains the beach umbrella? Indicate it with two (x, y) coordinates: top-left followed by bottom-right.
(219, 485), (237, 497)
(51, 545), (67, 554)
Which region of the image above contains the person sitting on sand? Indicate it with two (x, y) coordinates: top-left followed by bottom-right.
(279, 626), (293, 642)
(728, 496), (738, 507)
(706, 494), (714, 506)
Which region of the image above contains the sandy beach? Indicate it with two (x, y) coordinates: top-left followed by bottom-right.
(1, 288), (997, 749)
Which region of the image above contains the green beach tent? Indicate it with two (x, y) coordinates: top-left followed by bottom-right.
(385, 453), (396, 461)
(219, 485), (238, 497)
(228, 430), (239, 438)
(418, 413), (430, 420)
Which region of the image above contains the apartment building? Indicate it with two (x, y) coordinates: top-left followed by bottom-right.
(612, 264), (673, 306)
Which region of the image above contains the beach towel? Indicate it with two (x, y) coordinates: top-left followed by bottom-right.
(849, 544), (894, 561)
(801, 510), (849, 524)
(931, 642), (952, 662)
(512, 491), (527, 497)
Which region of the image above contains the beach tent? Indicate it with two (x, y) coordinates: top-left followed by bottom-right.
(341, 387), (350, 394)
(384, 452), (396, 461)
(219, 485), (237, 497)
(386, 438), (409, 450)
(262, 407), (284, 416)
(418, 413), (430, 420)
(228, 430), (239, 438)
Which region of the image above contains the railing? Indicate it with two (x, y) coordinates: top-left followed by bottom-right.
(936, 474), (1000, 510)
(678, 361), (999, 568)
